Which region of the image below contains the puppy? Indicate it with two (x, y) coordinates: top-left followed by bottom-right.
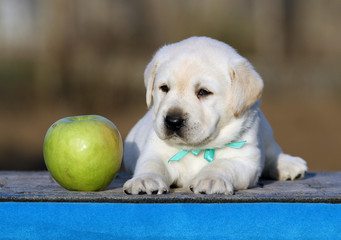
(123, 36), (307, 195)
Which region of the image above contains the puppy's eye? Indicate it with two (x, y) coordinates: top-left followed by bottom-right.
(159, 85), (169, 93)
(197, 89), (212, 98)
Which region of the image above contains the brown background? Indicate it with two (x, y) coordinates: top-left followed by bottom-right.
(0, 0), (340, 171)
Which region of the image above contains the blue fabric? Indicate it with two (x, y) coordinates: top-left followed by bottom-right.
(0, 202), (341, 240)
(203, 148), (215, 162)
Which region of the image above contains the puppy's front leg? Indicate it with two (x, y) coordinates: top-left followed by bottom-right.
(123, 154), (171, 195)
(189, 158), (261, 195)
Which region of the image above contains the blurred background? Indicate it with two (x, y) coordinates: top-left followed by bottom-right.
(0, 0), (340, 171)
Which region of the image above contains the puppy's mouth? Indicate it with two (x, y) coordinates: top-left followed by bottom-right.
(164, 133), (190, 147)
(163, 124), (212, 148)
(166, 131), (185, 141)
(164, 125), (186, 141)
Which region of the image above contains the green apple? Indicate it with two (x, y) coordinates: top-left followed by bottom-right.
(43, 115), (123, 191)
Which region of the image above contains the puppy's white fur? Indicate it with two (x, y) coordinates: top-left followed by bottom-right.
(123, 36), (307, 195)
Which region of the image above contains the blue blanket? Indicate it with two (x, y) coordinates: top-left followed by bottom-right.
(1, 202), (340, 239)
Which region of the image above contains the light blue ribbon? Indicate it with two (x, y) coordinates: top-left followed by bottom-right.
(168, 141), (246, 163)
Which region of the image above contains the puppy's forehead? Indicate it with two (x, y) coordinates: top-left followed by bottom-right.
(172, 56), (205, 81)
(157, 37), (241, 68)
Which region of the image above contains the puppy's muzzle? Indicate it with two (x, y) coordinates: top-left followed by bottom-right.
(165, 114), (185, 132)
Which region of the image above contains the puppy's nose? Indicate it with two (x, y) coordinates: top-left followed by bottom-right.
(165, 114), (184, 132)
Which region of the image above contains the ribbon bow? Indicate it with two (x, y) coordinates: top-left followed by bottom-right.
(168, 141), (246, 163)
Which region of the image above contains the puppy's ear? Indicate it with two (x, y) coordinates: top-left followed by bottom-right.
(144, 59), (158, 108)
(229, 60), (263, 117)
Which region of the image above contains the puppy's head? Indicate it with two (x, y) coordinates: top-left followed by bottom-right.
(144, 36), (263, 147)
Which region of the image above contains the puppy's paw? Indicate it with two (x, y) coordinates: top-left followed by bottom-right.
(189, 175), (234, 195)
(277, 153), (308, 181)
(123, 174), (169, 195)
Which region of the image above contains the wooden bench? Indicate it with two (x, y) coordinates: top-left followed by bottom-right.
(1, 171), (341, 239)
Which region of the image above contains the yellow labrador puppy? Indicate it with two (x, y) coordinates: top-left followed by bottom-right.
(123, 36), (307, 195)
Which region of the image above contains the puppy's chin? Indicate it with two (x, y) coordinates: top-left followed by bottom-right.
(156, 128), (212, 149)
(156, 130), (187, 144)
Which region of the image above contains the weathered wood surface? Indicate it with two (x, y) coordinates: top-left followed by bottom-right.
(0, 171), (341, 203)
